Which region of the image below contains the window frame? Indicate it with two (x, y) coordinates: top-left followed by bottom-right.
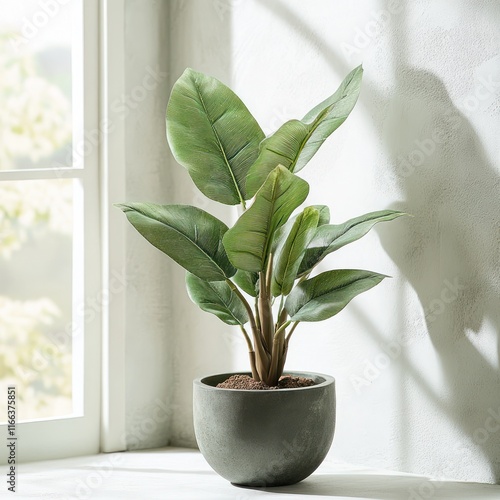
(0, 0), (127, 462)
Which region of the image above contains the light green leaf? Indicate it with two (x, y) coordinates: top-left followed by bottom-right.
(299, 210), (407, 276)
(185, 272), (248, 325)
(246, 65), (363, 196)
(223, 165), (309, 272)
(233, 270), (259, 297)
(271, 204), (330, 254)
(117, 203), (235, 281)
(314, 205), (331, 227)
(166, 68), (265, 205)
(272, 207), (319, 297)
(285, 269), (387, 322)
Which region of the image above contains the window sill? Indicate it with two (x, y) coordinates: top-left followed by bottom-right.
(7, 447), (499, 499)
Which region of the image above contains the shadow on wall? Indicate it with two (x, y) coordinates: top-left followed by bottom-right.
(380, 1), (500, 482)
(258, 0), (500, 482)
(379, 66), (500, 481)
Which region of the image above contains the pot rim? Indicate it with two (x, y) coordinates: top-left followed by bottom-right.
(194, 371), (335, 392)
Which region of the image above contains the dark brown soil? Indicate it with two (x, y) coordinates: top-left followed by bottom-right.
(216, 374), (315, 390)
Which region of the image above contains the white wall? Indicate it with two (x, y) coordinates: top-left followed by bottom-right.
(123, 0), (173, 451)
(164, 0), (500, 484)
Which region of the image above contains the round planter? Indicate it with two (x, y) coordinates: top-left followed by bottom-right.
(193, 371), (335, 487)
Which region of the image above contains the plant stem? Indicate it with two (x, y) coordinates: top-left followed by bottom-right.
(227, 279), (270, 378)
(297, 272), (310, 285)
(248, 351), (259, 381)
(254, 297), (262, 338)
(239, 325), (253, 352)
(268, 336), (281, 386)
(258, 271), (274, 353)
(277, 342), (288, 376)
(265, 252), (273, 297)
(226, 279), (257, 334)
(274, 320), (291, 340)
(276, 295), (284, 321)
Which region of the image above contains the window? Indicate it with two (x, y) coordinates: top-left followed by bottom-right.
(0, 0), (102, 462)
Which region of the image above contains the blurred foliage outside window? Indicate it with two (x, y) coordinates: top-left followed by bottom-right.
(0, 2), (77, 421)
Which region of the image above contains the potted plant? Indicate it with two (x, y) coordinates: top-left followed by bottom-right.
(117, 65), (406, 487)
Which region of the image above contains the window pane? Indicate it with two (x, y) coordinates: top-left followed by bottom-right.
(0, 179), (81, 421)
(0, 1), (79, 170)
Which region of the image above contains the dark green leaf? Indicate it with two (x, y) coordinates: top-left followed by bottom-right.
(116, 203), (235, 281)
(233, 270), (259, 297)
(185, 272), (248, 325)
(246, 66), (363, 196)
(285, 269), (387, 322)
(299, 210), (407, 276)
(223, 165), (309, 272)
(166, 68), (265, 205)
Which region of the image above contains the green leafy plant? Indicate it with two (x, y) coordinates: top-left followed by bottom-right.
(117, 66), (406, 386)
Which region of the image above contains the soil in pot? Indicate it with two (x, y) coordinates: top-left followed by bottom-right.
(216, 374), (315, 390)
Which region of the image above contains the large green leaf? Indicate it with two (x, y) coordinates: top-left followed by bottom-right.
(299, 210), (407, 276)
(272, 204), (330, 254)
(117, 203), (235, 281)
(233, 270), (259, 297)
(185, 272), (248, 325)
(223, 165), (309, 272)
(166, 68), (265, 205)
(271, 207), (319, 297)
(313, 205), (331, 227)
(285, 269), (387, 322)
(246, 65), (363, 196)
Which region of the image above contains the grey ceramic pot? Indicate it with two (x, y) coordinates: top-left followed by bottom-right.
(193, 371), (335, 487)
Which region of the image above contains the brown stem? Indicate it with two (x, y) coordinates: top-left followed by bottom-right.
(277, 342), (289, 377)
(248, 351), (259, 381)
(265, 252), (273, 297)
(227, 279), (269, 379)
(258, 271), (274, 356)
(268, 336), (282, 386)
(239, 325), (253, 352)
(254, 297), (261, 333)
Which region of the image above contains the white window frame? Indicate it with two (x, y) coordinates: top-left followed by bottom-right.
(0, 0), (128, 462)
(99, 0), (127, 454)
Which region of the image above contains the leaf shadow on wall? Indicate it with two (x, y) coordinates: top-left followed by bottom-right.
(257, 0), (500, 482)
(377, 66), (500, 481)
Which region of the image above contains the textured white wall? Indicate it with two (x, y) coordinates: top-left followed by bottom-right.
(123, 0), (173, 451)
(163, 0), (500, 484)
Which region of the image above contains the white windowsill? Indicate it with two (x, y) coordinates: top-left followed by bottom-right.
(5, 447), (500, 499)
